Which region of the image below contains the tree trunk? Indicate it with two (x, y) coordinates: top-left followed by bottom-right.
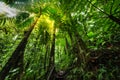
(74, 31), (88, 66)
(108, 15), (120, 25)
(47, 28), (56, 80)
(0, 18), (39, 80)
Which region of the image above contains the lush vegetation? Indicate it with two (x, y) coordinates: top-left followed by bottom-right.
(0, 0), (120, 80)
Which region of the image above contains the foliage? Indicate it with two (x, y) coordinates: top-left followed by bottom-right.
(0, 0), (120, 80)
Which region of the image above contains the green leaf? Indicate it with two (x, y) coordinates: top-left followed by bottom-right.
(87, 32), (96, 38)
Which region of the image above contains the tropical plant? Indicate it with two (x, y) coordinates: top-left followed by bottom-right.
(0, 0), (120, 80)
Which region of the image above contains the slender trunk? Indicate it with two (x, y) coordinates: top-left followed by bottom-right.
(74, 31), (87, 52)
(67, 29), (73, 43)
(88, 0), (120, 25)
(11, 51), (24, 80)
(49, 28), (56, 67)
(0, 18), (39, 80)
(64, 37), (70, 55)
(108, 15), (120, 25)
(74, 31), (87, 67)
(47, 66), (55, 80)
(44, 44), (49, 71)
(47, 28), (56, 80)
(65, 37), (70, 50)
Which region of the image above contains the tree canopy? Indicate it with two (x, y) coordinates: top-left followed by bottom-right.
(0, 0), (120, 80)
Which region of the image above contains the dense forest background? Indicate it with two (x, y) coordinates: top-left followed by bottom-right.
(0, 0), (120, 80)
